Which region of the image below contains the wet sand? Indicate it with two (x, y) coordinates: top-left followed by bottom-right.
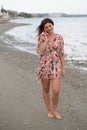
(0, 21), (87, 130)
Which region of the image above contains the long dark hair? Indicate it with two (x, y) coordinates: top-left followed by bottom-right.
(36, 18), (54, 36)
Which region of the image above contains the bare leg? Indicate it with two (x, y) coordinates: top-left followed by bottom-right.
(52, 78), (62, 119)
(41, 79), (54, 118)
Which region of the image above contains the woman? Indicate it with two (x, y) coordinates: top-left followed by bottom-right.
(36, 18), (65, 119)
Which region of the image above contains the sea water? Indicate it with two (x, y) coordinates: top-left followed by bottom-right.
(0, 17), (87, 71)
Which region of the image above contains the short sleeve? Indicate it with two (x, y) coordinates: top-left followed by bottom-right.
(37, 34), (45, 56)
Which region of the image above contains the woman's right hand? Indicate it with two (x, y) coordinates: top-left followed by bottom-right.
(41, 43), (47, 52)
(40, 32), (50, 52)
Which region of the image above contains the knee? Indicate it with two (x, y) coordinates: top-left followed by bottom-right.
(53, 88), (60, 95)
(43, 87), (49, 94)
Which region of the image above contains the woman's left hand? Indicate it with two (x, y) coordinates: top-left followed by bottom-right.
(61, 68), (65, 77)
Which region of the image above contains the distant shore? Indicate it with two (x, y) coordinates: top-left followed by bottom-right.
(0, 21), (30, 35)
(0, 21), (87, 130)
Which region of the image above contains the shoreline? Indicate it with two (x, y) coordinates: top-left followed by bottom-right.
(0, 21), (87, 130)
(0, 21), (87, 72)
(0, 21), (30, 35)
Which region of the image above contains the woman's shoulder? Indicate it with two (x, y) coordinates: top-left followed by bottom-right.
(38, 33), (45, 42)
(55, 33), (64, 40)
(38, 33), (45, 38)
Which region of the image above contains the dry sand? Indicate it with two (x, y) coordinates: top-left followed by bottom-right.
(0, 22), (87, 130)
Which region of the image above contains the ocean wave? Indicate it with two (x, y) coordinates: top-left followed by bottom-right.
(0, 17), (87, 71)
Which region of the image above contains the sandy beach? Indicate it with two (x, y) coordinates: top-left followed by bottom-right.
(0, 22), (87, 130)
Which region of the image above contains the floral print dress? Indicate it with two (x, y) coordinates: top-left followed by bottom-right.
(36, 33), (64, 81)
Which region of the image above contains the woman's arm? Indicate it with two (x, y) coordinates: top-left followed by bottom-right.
(38, 42), (47, 52)
(60, 55), (65, 77)
(59, 35), (65, 77)
(37, 35), (49, 55)
(37, 35), (46, 55)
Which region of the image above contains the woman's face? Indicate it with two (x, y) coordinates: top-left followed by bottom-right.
(44, 23), (54, 35)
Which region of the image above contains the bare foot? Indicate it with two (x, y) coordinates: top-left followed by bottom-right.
(48, 111), (54, 119)
(53, 111), (62, 120)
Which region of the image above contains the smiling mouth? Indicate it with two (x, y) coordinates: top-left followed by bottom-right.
(47, 30), (51, 33)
